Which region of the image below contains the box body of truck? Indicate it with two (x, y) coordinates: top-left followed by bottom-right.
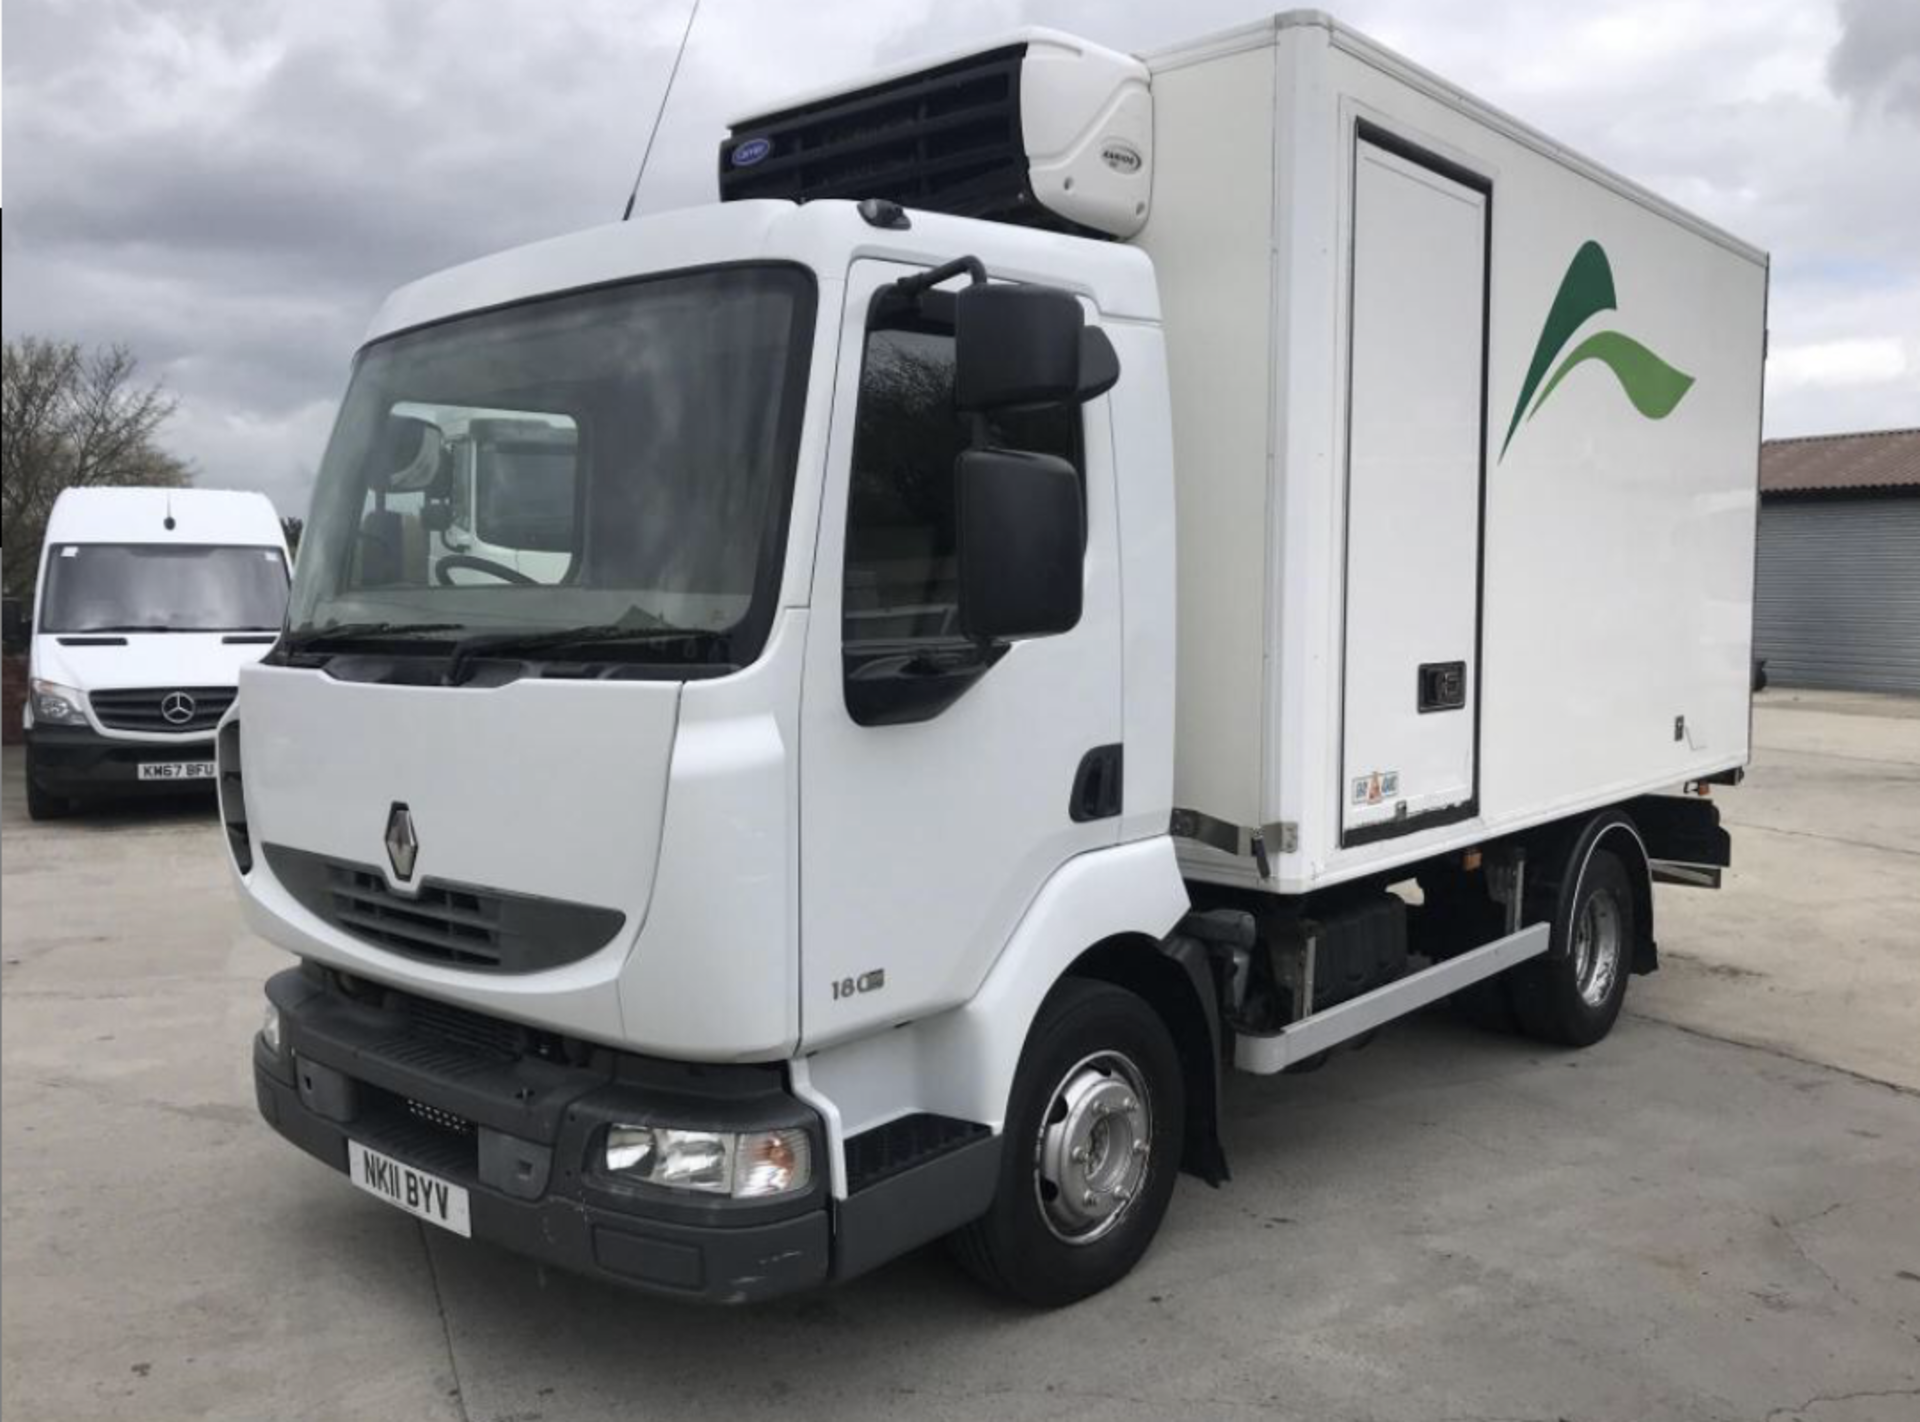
(1137, 16), (1765, 892)
(233, 13), (1763, 1307)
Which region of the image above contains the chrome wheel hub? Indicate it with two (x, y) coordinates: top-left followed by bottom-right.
(1572, 887), (1624, 1008)
(1034, 1050), (1152, 1245)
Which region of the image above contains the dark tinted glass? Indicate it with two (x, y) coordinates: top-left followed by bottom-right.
(844, 324), (1078, 647)
(41, 544), (290, 633)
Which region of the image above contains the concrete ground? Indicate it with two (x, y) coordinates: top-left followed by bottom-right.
(3, 689), (1917, 1422)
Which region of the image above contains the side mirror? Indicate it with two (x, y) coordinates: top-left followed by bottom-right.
(954, 284), (1083, 410)
(374, 414), (444, 493)
(1, 598), (28, 650)
(957, 449), (1084, 642)
(952, 283), (1121, 411)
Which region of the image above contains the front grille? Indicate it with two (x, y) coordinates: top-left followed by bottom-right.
(264, 845), (626, 975)
(325, 861), (504, 968)
(722, 44), (1086, 233)
(90, 686), (234, 734)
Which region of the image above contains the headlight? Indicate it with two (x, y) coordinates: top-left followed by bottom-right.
(260, 1004), (283, 1055)
(29, 679), (88, 725)
(604, 1125), (813, 1198)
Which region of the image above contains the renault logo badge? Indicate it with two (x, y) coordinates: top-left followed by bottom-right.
(160, 690), (197, 725)
(385, 802), (418, 882)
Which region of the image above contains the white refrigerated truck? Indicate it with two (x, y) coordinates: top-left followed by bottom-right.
(234, 13), (1765, 1305)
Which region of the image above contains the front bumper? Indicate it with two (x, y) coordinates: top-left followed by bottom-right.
(26, 723), (215, 796)
(255, 967), (831, 1302)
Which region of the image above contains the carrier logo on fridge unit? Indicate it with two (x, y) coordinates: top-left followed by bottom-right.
(730, 137), (772, 167)
(1100, 140), (1143, 174)
(1501, 240), (1695, 460)
(159, 691), (197, 726)
(384, 803), (418, 882)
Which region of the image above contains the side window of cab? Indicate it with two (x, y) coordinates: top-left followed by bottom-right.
(843, 318), (1081, 652)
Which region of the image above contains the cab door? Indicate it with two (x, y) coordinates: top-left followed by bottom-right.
(797, 259), (1124, 1048)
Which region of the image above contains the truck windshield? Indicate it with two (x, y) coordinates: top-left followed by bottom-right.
(286, 265), (816, 668)
(41, 544), (290, 634)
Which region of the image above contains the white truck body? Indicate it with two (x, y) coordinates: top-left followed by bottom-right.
(1135, 16), (1766, 892)
(234, 13), (1764, 1304)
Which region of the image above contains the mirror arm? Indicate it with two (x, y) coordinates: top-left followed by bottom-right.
(893, 255), (987, 298)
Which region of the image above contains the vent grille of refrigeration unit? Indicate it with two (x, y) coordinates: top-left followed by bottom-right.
(720, 44), (1086, 234)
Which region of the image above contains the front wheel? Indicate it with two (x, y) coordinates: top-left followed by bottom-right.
(949, 979), (1185, 1306)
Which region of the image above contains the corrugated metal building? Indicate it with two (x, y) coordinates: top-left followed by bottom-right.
(1755, 428), (1920, 694)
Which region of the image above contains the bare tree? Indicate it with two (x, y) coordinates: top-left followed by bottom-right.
(2, 338), (192, 599)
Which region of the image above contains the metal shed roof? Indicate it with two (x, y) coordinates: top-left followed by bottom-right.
(1760, 427), (1920, 495)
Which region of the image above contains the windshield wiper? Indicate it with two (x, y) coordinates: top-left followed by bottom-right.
(445, 623), (729, 684)
(282, 621), (462, 651)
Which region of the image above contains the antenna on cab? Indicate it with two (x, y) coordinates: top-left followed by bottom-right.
(621, 0), (704, 222)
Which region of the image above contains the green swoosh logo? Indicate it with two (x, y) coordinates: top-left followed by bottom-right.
(1500, 240), (1693, 460)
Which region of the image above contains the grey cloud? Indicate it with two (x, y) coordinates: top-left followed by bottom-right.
(1830, 0), (1920, 117)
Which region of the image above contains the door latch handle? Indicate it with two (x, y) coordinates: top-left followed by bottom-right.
(1417, 661), (1467, 713)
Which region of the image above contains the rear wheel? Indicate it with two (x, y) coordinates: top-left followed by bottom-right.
(1510, 847), (1635, 1047)
(950, 979), (1184, 1306)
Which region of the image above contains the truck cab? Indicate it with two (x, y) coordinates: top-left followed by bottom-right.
(21, 487), (290, 819)
(235, 195), (1178, 1301)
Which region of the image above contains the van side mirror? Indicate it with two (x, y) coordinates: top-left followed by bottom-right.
(957, 449), (1084, 642)
(1, 598), (28, 650)
(953, 284), (1122, 410)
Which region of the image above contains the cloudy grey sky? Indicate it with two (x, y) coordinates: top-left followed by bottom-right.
(4, 0), (1917, 515)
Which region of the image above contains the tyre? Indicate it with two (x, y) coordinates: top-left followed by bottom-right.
(25, 772), (71, 822)
(1510, 846), (1635, 1047)
(950, 978), (1185, 1306)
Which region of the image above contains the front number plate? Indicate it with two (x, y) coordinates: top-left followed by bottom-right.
(347, 1141), (472, 1237)
(137, 761), (216, 781)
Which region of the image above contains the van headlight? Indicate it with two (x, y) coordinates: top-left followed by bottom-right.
(30, 679), (89, 726)
(604, 1125), (813, 1198)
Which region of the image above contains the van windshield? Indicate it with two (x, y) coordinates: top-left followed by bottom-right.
(41, 544), (291, 634)
(285, 265), (817, 669)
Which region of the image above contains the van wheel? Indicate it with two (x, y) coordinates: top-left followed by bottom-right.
(950, 979), (1184, 1307)
(1511, 847), (1635, 1047)
(26, 773), (71, 822)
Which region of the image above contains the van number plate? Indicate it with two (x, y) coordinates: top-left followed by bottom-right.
(137, 761), (216, 781)
(348, 1141), (471, 1237)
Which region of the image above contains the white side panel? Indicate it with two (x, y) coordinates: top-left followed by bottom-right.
(1340, 142), (1485, 836)
(798, 838), (1188, 1154)
(1301, 42), (1764, 886)
(1105, 321), (1180, 844)
(1147, 26), (1764, 892)
(1132, 44), (1277, 833)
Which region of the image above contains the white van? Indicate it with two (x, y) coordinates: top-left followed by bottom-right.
(17, 487), (290, 820)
